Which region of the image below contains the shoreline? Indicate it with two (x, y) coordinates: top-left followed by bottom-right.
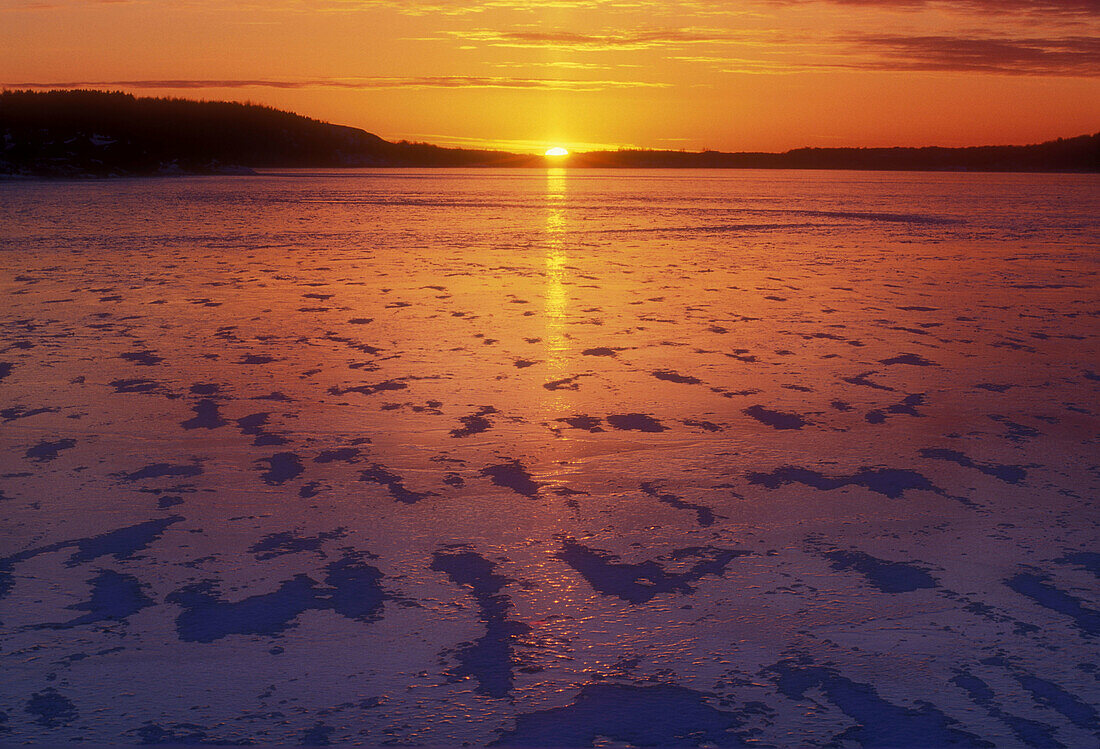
(4, 164), (1099, 180)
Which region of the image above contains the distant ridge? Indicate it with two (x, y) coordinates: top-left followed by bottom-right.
(2, 90), (1097, 177)
(575, 138), (1100, 172)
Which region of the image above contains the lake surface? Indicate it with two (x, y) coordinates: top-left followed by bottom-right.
(0, 169), (1098, 747)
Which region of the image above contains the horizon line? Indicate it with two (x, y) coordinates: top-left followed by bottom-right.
(2, 86), (1097, 156)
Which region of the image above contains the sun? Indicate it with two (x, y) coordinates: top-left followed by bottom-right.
(544, 147), (569, 157)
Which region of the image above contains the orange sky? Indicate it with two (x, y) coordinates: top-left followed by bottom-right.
(2, 0), (1098, 152)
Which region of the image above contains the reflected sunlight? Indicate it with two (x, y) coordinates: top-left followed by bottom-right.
(543, 168), (570, 412)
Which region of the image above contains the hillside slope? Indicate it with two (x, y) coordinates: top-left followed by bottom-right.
(2, 90), (1096, 176)
(0, 90), (516, 176)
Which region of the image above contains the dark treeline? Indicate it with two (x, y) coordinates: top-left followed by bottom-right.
(2, 89), (1097, 176)
(575, 138), (1099, 172)
(0, 89), (523, 176)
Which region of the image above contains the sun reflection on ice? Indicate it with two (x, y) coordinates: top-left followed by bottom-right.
(544, 168), (571, 412)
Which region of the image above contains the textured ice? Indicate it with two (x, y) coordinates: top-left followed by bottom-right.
(0, 169), (1097, 746)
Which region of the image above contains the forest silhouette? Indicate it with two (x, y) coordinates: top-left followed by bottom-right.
(2, 90), (1096, 177)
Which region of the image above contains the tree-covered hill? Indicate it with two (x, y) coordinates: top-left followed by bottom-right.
(574, 136), (1099, 172)
(0, 89), (520, 176)
(2, 89), (1096, 176)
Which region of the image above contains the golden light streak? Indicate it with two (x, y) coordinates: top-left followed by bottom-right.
(543, 167), (571, 414)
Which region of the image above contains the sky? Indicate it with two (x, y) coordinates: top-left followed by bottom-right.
(2, 0), (1098, 153)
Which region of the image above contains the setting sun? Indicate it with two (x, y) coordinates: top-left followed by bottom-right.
(544, 147), (569, 157)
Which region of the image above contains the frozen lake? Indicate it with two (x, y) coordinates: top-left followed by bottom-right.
(0, 168), (1098, 746)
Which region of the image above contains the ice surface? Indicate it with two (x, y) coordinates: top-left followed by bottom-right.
(0, 168), (1097, 746)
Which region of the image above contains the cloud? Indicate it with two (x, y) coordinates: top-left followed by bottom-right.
(1, 0), (653, 13)
(3, 76), (669, 91)
(771, 0), (1099, 14)
(2, 0), (144, 9)
(6, 0), (1096, 16)
(677, 57), (821, 74)
(373, 0), (1100, 17)
(668, 33), (1100, 76)
(444, 27), (768, 51)
(490, 60), (644, 70)
(320, 0), (655, 13)
(849, 34), (1100, 75)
